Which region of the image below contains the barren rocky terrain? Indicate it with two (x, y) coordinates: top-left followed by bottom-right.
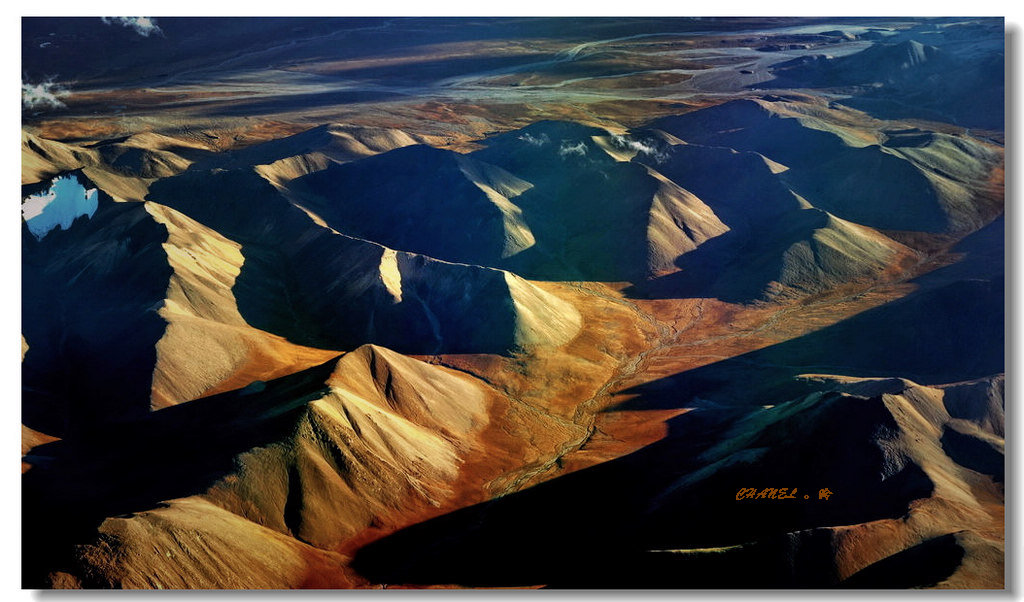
(22, 16), (1004, 589)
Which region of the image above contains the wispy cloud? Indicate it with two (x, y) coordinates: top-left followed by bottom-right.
(518, 132), (550, 147)
(101, 17), (162, 37)
(611, 134), (669, 163)
(558, 141), (588, 158)
(22, 79), (67, 110)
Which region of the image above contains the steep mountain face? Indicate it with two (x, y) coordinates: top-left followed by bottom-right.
(639, 206), (919, 302)
(766, 38), (1004, 130)
(146, 166), (581, 354)
(472, 121), (729, 281)
(143, 201), (340, 408)
(23, 131), (197, 203)
(23, 131), (94, 184)
(616, 377), (1003, 589)
(21, 158), (583, 437)
(640, 167), (732, 275)
(620, 107), (941, 301)
(349, 373), (1003, 588)
(198, 124), (437, 197)
(636, 276), (1004, 409)
(289, 122), (731, 282)
(197, 123), (426, 172)
(23, 348), (494, 588)
(21, 41), (1003, 591)
(21, 175), (342, 431)
(23, 186), (171, 435)
(771, 40), (955, 87)
(850, 39), (947, 73)
(650, 99), (1001, 233)
(634, 136), (803, 228)
(200, 346), (490, 551)
(293, 145), (537, 267)
(95, 142), (192, 179)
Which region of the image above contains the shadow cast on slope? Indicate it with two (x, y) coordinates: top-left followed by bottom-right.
(839, 533), (966, 588)
(759, 34), (1004, 130)
(22, 182), (172, 438)
(350, 388), (935, 588)
(286, 123), (681, 283)
(618, 276), (1004, 411)
(22, 358), (340, 588)
(146, 167), (525, 355)
(648, 101), (951, 233)
(350, 262), (1001, 586)
(469, 121), (667, 281)
(626, 208), (841, 303)
(624, 226), (767, 302)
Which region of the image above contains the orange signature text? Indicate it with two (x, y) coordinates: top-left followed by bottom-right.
(735, 488), (835, 501)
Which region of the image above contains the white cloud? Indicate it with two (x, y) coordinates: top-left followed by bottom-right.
(611, 134), (669, 164)
(518, 132), (549, 147)
(101, 17), (162, 37)
(22, 80), (67, 110)
(557, 141), (588, 158)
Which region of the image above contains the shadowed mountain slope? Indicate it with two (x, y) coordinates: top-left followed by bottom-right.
(24, 346), (493, 588)
(22, 185), (170, 436)
(765, 38), (1004, 129)
(21, 16), (1005, 592)
(619, 129), (922, 302)
(650, 99), (1001, 233)
(195, 123), (426, 172)
(23, 131), (197, 202)
(634, 206), (919, 302)
(22, 171), (343, 428)
(290, 122), (730, 282)
(146, 166), (581, 354)
(293, 145), (538, 267)
(623, 276), (1003, 410)
(472, 121), (729, 281)
(351, 374), (1003, 588)
(770, 40), (956, 87)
